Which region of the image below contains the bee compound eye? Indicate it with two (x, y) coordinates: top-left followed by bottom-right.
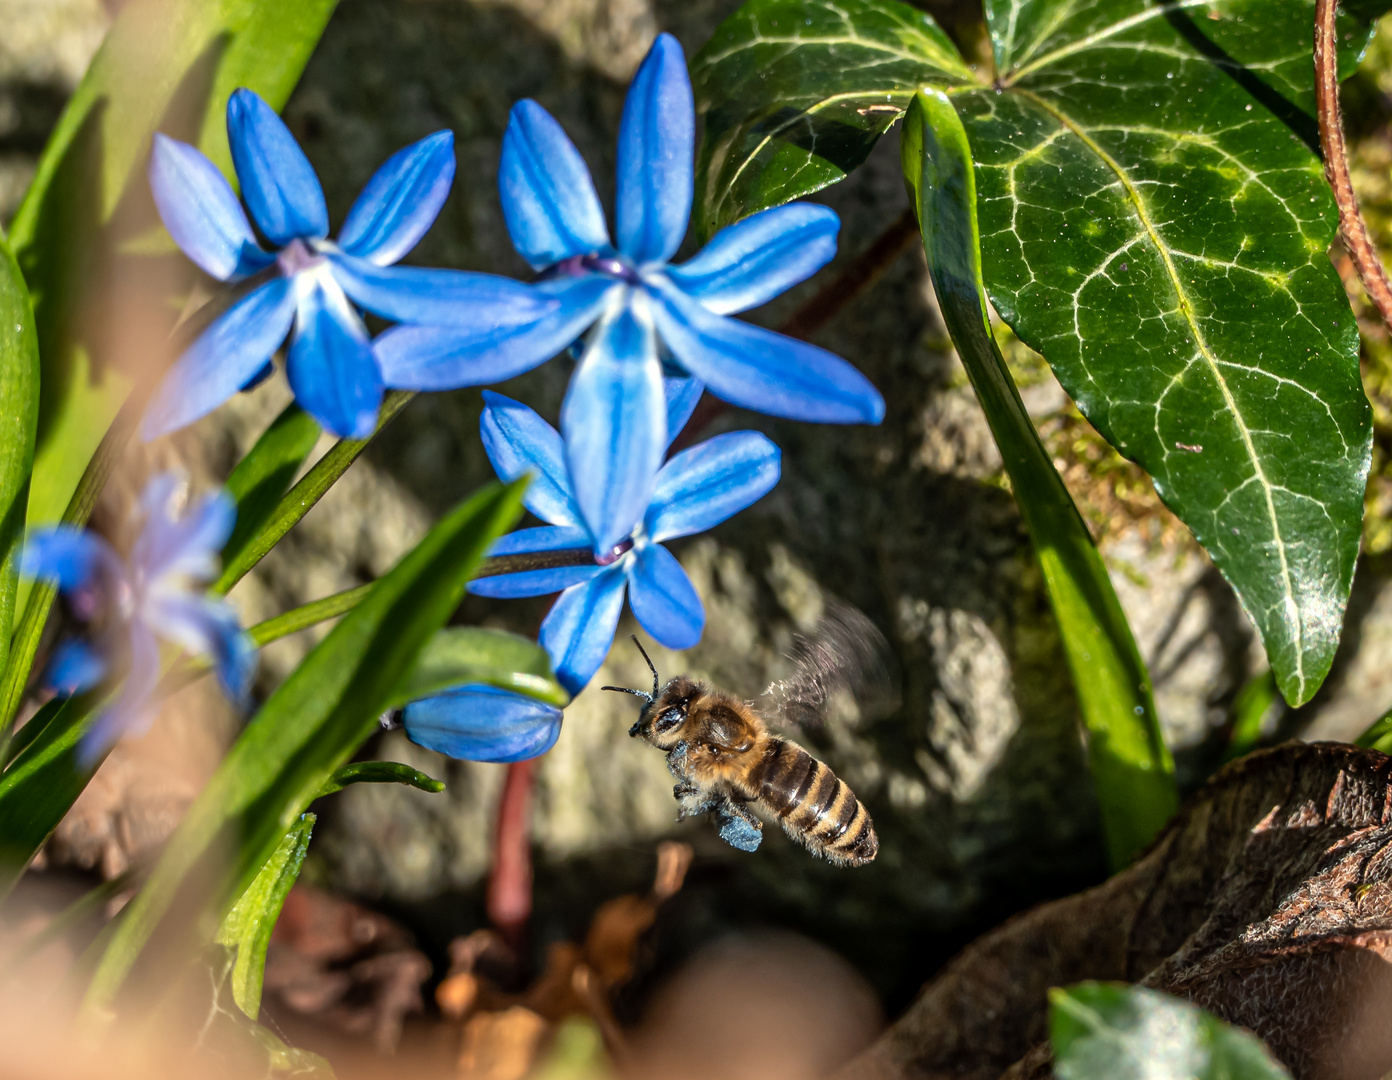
(655, 707), (684, 733)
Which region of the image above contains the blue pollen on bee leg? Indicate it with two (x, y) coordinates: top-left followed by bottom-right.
(716, 809), (763, 852)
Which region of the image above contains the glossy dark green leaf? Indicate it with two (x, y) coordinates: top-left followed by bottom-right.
(393, 626), (569, 709)
(0, 233), (38, 686)
(316, 761), (444, 798)
(691, 0), (975, 237)
(82, 479), (525, 1014)
(7, 0), (338, 580)
(694, 0), (1375, 706)
(222, 403), (322, 572)
(1051, 983), (1290, 1079)
(216, 812), (315, 1019)
(904, 89), (1174, 868)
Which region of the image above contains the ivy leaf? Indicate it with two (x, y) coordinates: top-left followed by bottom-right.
(693, 0), (1377, 705)
(1051, 983), (1291, 1079)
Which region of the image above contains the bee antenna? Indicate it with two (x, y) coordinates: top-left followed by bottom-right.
(630, 635), (660, 699)
(601, 685), (652, 704)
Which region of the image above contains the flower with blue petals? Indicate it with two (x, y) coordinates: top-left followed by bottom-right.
(21, 474), (256, 763)
(373, 33), (881, 555)
(402, 684), (563, 764)
(143, 88), (554, 441)
(468, 387), (780, 695)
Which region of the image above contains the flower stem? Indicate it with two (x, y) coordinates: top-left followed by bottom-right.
(487, 757), (538, 958)
(1315, 0), (1392, 329)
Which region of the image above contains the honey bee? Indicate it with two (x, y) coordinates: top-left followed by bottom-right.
(603, 608), (894, 867)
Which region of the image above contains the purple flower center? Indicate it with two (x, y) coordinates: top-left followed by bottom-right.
(277, 238), (325, 277)
(542, 254), (641, 285)
(594, 537), (634, 567)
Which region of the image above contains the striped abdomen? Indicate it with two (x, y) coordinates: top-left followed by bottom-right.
(754, 739), (877, 866)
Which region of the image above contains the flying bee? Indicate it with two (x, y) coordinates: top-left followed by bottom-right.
(603, 608), (894, 867)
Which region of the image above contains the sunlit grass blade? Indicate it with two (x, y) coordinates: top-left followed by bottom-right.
(83, 478), (525, 1016)
(901, 89), (1176, 869)
(0, 232), (38, 690)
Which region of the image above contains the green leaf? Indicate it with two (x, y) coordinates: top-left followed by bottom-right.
(7, 0), (338, 605)
(903, 89), (1174, 869)
(316, 761), (444, 798)
(222, 403), (322, 572)
(216, 812), (315, 1020)
(691, 0), (975, 236)
(82, 479), (526, 1016)
(393, 626), (569, 709)
(214, 391), (414, 595)
(1051, 982), (1291, 1079)
(0, 232), (38, 686)
(1223, 667), (1278, 762)
(694, 0), (1376, 707)
(1356, 701), (1392, 753)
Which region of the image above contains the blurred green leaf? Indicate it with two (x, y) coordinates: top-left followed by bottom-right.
(0, 232), (38, 688)
(222, 403), (322, 572)
(8, 0), (338, 611)
(1224, 668), (1279, 763)
(317, 761), (444, 798)
(394, 626), (569, 709)
(695, 0), (1376, 708)
(216, 812), (315, 1020)
(1356, 702), (1392, 752)
(214, 391), (414, 595)
(83, 479), (526, 1015)
(903, 89), (1174, 869)
(1051, 982), (1290, 1078)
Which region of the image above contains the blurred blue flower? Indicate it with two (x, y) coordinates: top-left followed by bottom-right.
(21, 474), (256, 763)
(469, 387), (780, 694)
(402, 684), (563, 763)
(143, 88), (552, 440)
(373, 33), (882, 554)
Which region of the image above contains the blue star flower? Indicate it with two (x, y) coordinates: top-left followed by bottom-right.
(143, 88), (554, 440)
(373, 33), (881, 554)
(401, 684), (563, 764)
(468, 386), (780, 695)
(21, 473), (256, 763)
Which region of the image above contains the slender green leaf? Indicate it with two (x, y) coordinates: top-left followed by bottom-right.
(222, 404), (322, 572)
(8, 0), (338, 601)
(393, 626), (569, 709)
(83, 479), (525, 1015)
(1224, 667), (1278, 762)
(216, 812), (315, 1019)
(903, 89), (1174, 868)
(1356, 703), (1392, 753)
(1051, 983), (1290, 1078)
(317, 762), (444, 798)
(694, 0), (1376, 708)
(248, 584), (373, 647)
(213, 391), (414, 595)
(0, 232), (38, 685)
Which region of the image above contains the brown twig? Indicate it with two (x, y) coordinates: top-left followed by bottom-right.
(1315, 0), (1392, 329)
(668, 206), (919, 453)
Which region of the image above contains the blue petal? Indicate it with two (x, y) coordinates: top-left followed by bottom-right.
(499, 99), (610, 269)
(480, 392), (583, 526)
(649, 280), (885, 424)
(664, 371), (704, 445)
(144, 594), (256, 705)
(403, 684), (562, 763)
(469, 525), (601, 598)
(328, 252), (542, 329)
(226, 88), (328, 245)
(374, 274), (617, 390)
(561, 306), (666, 554)
(46, 639), (107, 694)
(21, 527), (121, 590)
(627, 543), (703, 649)
(148, 134), (272, 281)
(141, 277), (297, 440)
(134, 486), (236, 584)
(666, 203), (839, 314)
(646, 432), (780, 542)
(615, 34), (694, 264)
(540, 570), (627, 694)
(338, 130), (455, 265)
(288, 277), (384, 439)
(78, 620), (162, 767)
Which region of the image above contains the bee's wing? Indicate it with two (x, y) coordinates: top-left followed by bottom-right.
(762, 601), (899, 730)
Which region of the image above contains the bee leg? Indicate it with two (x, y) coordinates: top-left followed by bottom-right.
(673, 782), (699, 799)
(676, 793), (723, 820)
(665, 742), (693, 783)
(713, 798), (762, 853)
